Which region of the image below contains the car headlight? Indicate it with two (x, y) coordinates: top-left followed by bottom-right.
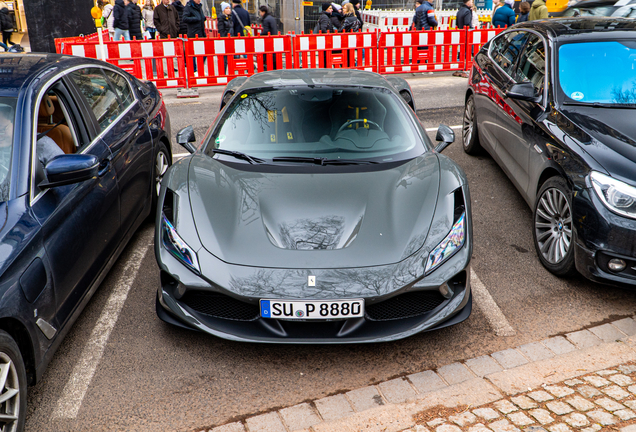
(590, 171), (636, 219)
(425, 212), (466, 274)
(161, 214), (201, 274)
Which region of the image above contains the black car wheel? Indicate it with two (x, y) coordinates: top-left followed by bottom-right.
(533, 177), (576, 276)
(151, 142), (171, 215)
(0, 331), (26, 432)
(462, 94), (482, 155)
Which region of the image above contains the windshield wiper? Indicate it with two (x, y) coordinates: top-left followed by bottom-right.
(563, 101), (636, 109)
(271, 156), (378, 165)
(210, 148), (264, 164)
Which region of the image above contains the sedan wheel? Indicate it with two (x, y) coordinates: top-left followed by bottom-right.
(533, 177), (576, 276)
(462, 95), (482, 155)
(155, 149), (170, 197)
(0, 331), (26, 432)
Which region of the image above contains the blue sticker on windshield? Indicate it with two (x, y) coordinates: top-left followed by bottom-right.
(571, 91), (584, 101)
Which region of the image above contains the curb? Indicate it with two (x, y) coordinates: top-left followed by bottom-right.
(199, 316), (636, 432)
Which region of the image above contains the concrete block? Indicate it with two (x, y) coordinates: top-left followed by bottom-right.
(585, 409), (618, 425)
(409, 370), (448, 394)
(314, 394), (354, 422)
(465, 355), (503, 377)
(245, 412), (287, 432)
(379, 378), (417, 404)
(279, 403), (322, 431)
(565, 330), (602, 349)
(437, 363), (474, 385)
(210, 422), (246, 432)
(491, 349), (528, 370)
(346, 386), (385, 412)
(542, 336), (576, 355)
(612, 318), (636, 336)
(588, 323), (626, 342)
(517, 342), (555, 362)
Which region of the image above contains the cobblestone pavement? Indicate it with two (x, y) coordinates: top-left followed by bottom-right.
(198, 317), (636, 432)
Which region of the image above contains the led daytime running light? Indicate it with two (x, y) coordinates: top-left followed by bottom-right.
(161, 214), (200, 273)
(425, 212), (466, 274)
(590, 171), (636, 220)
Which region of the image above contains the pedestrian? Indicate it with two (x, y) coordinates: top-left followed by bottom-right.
(142, 0), (156, 39)
(350, 0), (364, 31)
(154, 0), (180, 38)
(183, 0), (206, 38)
(456, 0), (473, 29)
(492, 0), (515, 27)
(492, 0), (504, 19)
(471, 4), (480, 28)
(415, 0), (437, 30)
(231, 0), (250, 37)
(259, 5), (278, 70)
(315, 3), (334, 33)
(218, 2), (232, 37)
(341, 3), (360, 31)
(172, 0), (188, 37)
(517, 1), (530, 21)
(528, 0), (548, 20)
(330, 3), (343, 31)
(0, 5), (14, 47)
(102, 0), (116, 40)
(113, 0), (131, 41)
(127, 0), (143, 40)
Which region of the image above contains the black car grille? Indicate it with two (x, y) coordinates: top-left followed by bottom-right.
(365, 290), (447, 321)
(180, 291), (260, 321)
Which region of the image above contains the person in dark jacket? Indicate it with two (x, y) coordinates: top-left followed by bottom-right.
(259, 5), (278, 70)
(231, 0), (250, 37)
(455, 0), (473, 29)
(0, 7), (14, 47)
(330, 4), (343, 31)
(154, 0), (180, 38)
(114, 0), (131, 40)
(127, 0), (143, 40)
(183, 0), (206, 38)
(411, 0), (421, 30)
(517, 1), (530, 22)
(172, 0), (188, 36)
(492, 0), (516, 27)
(218, 2), (232, 37)
(316, 3), (334, 33)
(341, 3), (360, 31)
(415, 0), (437, 30)
(350, 0), (364, 30)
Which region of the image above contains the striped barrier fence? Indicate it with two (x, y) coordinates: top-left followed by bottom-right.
(292, 30), (377, 72)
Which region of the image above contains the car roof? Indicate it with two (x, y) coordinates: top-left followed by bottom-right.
(512, 17), (636, 41)
(236, 69), (396, 92)
(566, 0), (633, 7)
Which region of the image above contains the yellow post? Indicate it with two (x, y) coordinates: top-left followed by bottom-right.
(91, 6), (105, 60)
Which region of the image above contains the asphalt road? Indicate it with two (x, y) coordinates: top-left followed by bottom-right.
(25, 73), (636, 432)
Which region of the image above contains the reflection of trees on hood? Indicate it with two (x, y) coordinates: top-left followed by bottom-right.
(228, 93), (276, 135)
(279, 216), (345, 250)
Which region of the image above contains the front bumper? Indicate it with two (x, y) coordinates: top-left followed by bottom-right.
(573, 188), (636, 287)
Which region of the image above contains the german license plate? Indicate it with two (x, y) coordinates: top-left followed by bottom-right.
(260, 299), (364, 320)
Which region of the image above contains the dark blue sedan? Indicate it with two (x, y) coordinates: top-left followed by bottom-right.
(0, 53), (171, 430)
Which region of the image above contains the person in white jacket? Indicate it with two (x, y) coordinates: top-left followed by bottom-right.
(102, 0), (116, 40)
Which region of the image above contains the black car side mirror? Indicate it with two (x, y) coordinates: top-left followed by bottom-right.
(434, 124), (455, 153)
(39, 154), (99, 189)
(506, 82), (542, 103)
(177, 125), (197, 154)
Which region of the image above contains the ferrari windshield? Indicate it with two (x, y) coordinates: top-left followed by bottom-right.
(559, 41), (636, 105)
(207, 87), (424, 163)
(0, 99), (16, 202)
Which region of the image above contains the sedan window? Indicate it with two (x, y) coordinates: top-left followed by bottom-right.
(514, 35), (546, 97)
(491, 31), (530, 77)
(69, 68), (123, 132)
(103, 70), (134, 110)
(0, 98), (16, 202)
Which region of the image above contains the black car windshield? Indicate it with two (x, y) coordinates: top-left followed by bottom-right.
(559, 40), (636, 106)
(561, 5), (618, 16)
(0, 98), (16, 202)
(206, 87), (424, 163)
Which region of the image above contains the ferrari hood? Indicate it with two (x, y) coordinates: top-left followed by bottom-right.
(188, 154), (441, 269)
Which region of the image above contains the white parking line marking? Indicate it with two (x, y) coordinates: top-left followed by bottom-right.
(470, 269), (516, 337)
(425, 125), (462, 132)
(52, 237), (151, 419)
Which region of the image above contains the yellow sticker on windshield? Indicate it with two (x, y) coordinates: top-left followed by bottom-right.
(270, 134), (276, 142)
(267, 110), (276, 122)
(287, 132), (293, 140)
(241, 94), (248, 99)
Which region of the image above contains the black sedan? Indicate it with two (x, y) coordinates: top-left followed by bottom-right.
(463, 17), (636, 285)
(0, 54), (171, 431)
(155, 69), (473, 343)
(555, 0), (636, 17)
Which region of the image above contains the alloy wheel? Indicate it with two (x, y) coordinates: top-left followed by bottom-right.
(534, 187), (573, 264)
(0, 352), (20, 432)
(463, 98), (474, 150)
(155, 151), (169, 196)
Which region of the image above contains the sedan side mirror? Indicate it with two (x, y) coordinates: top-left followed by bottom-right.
(434, 124), (455, 153)
(177, 125), (197, 154)
(39, 154), (99, 189)
(506, 82), (542, 103)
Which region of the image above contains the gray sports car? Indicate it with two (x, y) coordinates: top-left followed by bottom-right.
(155, 69), (473, 343)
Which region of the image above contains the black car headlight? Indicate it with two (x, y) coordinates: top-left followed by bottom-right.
(590, 171), (636, 220)
(425, 212), (466, 274)
(161, 214), (201, 274)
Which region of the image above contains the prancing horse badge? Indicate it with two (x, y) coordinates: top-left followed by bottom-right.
(308, 276), (316, 287)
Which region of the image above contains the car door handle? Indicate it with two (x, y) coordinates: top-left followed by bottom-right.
(137, 118), (146, 130)
(98, 159), (110, 176)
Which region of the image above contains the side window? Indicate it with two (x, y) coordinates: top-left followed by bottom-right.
(514, 34), (546, 96)
(69, 68), (123, 132)
(103, 70), (135, 110)
(491, 31), (530, 76)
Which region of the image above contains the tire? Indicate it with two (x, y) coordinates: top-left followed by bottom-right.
(532, 176), (577, 277)
(0, 330), (27, 432)
(150, 142), (171, 217)
(462, 94), (483, 155)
